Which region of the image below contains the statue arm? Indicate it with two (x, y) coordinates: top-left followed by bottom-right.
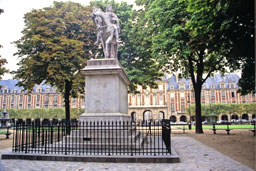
(112, 14), (120, 33)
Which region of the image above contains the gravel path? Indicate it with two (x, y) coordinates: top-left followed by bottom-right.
(0, 137), (253, 171)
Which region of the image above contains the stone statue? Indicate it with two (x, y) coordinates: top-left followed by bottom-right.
(90, 5), (120, 59)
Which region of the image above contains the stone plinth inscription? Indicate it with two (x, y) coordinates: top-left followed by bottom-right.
(86, 75), (118, 113)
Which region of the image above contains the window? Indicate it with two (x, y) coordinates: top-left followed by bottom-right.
(211, 91), (215, 98)
(36, 104), (40, 108)
(72, 98), (76, 107)
(220, 83), (225, 88)
(11, 104), (14, 109)
(2, 104), (6, 109)
(45, 87), (51, 93)
(138, 95), (141, 105)
(3, 95), (6, 103)
(181, 102), (185, 113)
(19, 104), (22, 109)
(171, 102), (175, 113)
(11, 95), (15, 103)
(159, 84), (163, 91)
(170, 86), (174, 90)
(132, 95), (136, 105)
(180, 92), (185, 98)
(231, 91), (235, 98)
(53, 95), (58, 104)
(37, 88), (41, 93)
(19, 95), (23, 103)
(153, 94), (157, 105)
(170, 92), (175, 99)
(201, 91), (205, 98)
(4, 89), (7, 93)
(230, 83), (235, 89)
(145, 94), (150, 105)
(159, 95), (163, 105)
(37, 95), (40, 102)
(45, 95), (49, 104)
(28, 95), (31, 103)
(28, 104), (31, 109)
(179, 83), (185, 89)
(189, 83), (193, 89)
(221, 90), (225, 98)
(191, 91), (195, 98)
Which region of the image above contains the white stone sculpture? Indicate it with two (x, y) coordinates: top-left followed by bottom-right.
(90, 5), (120, 59)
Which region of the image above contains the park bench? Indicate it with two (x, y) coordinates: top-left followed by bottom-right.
(171, 123), (189, 134)
(248, 122), (255, 136)
(212, 123), (232, 135)
(0, 126), (11, 139)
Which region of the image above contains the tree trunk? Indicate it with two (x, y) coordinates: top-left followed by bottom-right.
(64, 80), (72, 135)
(195, 84), (204, 133)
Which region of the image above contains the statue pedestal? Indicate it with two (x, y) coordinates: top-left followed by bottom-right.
(80, 58), (131, 122)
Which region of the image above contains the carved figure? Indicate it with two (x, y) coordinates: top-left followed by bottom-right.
(90, 5), (120, 59)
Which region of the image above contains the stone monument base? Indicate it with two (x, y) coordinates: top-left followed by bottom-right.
(80, 58), (131, 122)
(80, 113), (130, 122)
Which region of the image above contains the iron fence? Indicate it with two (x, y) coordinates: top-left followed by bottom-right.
(12, 119), (171, 156)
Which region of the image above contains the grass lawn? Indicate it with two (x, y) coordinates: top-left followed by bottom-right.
(171, 124), (254, 130)
(193, 124), (254, 129)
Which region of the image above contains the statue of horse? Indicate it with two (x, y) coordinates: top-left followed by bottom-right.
(90, 5), (120, 59)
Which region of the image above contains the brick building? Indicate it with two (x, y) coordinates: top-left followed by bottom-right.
(0, 80), (85, 109)
(128, 74), (256, 122)
(0, 74), (255, 122)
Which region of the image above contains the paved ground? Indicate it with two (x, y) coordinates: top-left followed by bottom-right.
(0, 137), (253, 171)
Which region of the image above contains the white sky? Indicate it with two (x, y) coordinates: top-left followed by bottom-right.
(0, 0), (134, 80)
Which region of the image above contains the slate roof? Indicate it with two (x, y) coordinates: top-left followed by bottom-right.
(167, 73), (240, 90)
(0, 80), (55, 94)
(0, 73), (240, 93)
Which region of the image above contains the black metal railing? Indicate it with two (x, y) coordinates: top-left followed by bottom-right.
(12, 119), (171, 156)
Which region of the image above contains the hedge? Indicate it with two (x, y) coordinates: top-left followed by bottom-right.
(0, 108), (85, 119)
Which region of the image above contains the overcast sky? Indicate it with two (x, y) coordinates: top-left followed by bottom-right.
(0, 0), (134, 80)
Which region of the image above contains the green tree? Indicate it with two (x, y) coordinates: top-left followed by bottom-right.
(12, 2), (95, 134)
(0, 8), (8, 82)
(134, 0), (233, 133)
(89, 0), (163, 92)
(185, 0), (254, 94)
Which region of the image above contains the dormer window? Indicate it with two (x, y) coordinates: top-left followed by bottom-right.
(220, 83), (225, 88)
(179, 83), (185, 89)
(230, 83), (235, 89)
(4, 89), (8, 94)
(159, 84), (163, 91)
(190, 83), (193, 89)
(211, 85), (215, 89)
(170, 86), (174, 90)
(36, 86), (42, 93)
(45, 87), (51, 93)
(52, 87), (57, 93)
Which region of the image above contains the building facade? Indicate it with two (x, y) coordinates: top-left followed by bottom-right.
(128, 74), (256, 122)
(0, 80), (85, 110)
(0, 74), (255, 122)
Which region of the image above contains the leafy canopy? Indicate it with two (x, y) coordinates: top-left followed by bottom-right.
(13, 1), (96, 96)
(89, 0), (164, 92)
(0, 8), (8, 81)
